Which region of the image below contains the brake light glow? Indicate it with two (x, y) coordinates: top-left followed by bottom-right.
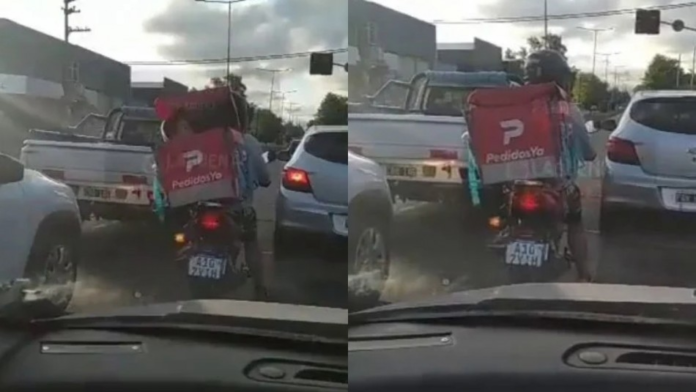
(430, 149), (457, 160)
(606, 137), (639, 165)
(199, 212), (221, 230)
(515, 192), (541, 213)
(282, 168), (312, 192)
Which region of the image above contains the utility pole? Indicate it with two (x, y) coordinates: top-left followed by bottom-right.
(62, 0), (90, 42)
(543, 0), (548, 48)
(690, 46), (696, 89)
(596, 52), (619, 83)
(577, 26), (613, 75)
(256, 67), (290, 113)
(677, 53), (683, 87)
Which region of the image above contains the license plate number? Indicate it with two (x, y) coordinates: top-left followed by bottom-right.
(505, 241), (548, 267)
(386, 165), (417, 177)
(83, 187), (111, 199)
(676, 192), (696, 204)
(188, 254), (227, 279)
(332, 214), (348, 236)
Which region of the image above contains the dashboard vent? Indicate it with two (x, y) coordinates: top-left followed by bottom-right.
(616, 352), (696, 369)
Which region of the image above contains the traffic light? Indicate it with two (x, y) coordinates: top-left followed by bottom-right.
(635, 9), (660, 35)
(309, 52), (334, 75)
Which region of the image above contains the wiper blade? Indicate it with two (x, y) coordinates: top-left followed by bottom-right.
(31, 300), (348, 344)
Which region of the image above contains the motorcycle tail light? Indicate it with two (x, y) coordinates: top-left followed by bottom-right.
(199, 211), (222, 230)
(514, 191), (541, 213)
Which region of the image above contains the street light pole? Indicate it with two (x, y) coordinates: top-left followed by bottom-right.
(195, 0), (247, 84)
(577, 26), (613, 75)
(256, 68), (290, 113)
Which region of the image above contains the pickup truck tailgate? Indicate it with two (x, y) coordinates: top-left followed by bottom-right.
(21, 140), (155, 184)
(348, 113), (467, 183)
(348, 113), (466, 159)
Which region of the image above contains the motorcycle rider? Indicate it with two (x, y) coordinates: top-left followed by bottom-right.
(159, 89), (272, 299)
(524, 49), (597, 282)
(483, 49), (597, 282)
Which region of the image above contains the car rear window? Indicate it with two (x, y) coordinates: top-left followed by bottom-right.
(630, 97), (696, 135)
(304, 131), (347, 164)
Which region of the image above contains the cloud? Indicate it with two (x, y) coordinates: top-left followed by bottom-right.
(143, 0), (347, 119)
(464, 0), (696, 86)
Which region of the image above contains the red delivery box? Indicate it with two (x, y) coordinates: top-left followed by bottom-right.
(155, 127), (240, 207)
(153, 86), (243, 207)
(466, 82), (565, 184)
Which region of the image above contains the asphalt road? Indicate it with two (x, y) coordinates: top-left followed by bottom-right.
(67, 161), (347, 313)
(380, 127), (696, 303)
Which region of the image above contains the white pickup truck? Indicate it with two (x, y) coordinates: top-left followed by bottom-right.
(349, 71), (520, 205)
(20, 106), (162, 221)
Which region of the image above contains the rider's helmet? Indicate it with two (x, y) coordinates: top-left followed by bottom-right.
(158, 86), (254, 142)
(524, 49), (574, 91)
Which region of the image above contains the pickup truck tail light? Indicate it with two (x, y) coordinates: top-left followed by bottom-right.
(606, 137), (640, 165)
(122, 175), (148, 185)
(430, 149), (457, 160)
(282, 168), (312, 193)
(43, 169), (65, 180)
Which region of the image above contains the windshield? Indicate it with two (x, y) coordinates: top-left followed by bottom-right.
(346, 0), (694, 322)
(425, 87), (476, 116)
(0, 0), (347, 327)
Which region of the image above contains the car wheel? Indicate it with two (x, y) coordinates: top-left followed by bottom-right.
(23, 223), (79, 317)
(348, 207), (390, 312)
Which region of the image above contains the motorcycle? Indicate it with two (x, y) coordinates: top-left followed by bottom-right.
(488, 180), (572, 284)
(171, 150), (276, 299)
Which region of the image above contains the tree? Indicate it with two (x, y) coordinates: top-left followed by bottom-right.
(641, 54), (684, 90)
(572, 72), (609, 110)
(527, 34), (567, 57)
(253, 108), (284, 143)
(312, 93), (347, 125)
(208, 73), (247, 96)
(283, 121), (304, 141)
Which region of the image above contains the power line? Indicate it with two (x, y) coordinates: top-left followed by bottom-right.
(434, 2), (696, 24)
(124, 48), (347, 66)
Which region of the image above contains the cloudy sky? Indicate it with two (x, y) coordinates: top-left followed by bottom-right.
(0, 0), (347, 121)
(371, 0), (696, 88)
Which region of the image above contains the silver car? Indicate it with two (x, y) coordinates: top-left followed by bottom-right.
(274, 125), (348, 252)
(599, 90), (696, 230)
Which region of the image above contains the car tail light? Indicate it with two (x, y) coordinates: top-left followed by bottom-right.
(282, 168), (312, 192)
(198, 211), (222, 231)
(122, 175), (148, 185)
(607, 137), (640, 165)
(430, 149), (457, 160)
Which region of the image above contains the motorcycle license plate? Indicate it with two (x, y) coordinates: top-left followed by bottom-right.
(188, 254), (227, 279)
(505, 241), (549, 267)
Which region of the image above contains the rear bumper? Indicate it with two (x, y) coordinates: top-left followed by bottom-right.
(603, 160), (696, 213)
(275, 188), (348, 237)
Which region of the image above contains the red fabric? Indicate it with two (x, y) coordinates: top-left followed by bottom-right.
(155, 127), (237, 194)
(154, 87), (230, 121)
(466, 82), (563, 168)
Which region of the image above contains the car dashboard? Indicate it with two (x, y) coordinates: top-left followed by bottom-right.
(349, 317), (696, 391)
(0, 326), (347, 391)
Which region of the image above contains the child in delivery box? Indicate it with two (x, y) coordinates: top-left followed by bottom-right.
(464, 49), (596, 282)
(152, 86), (271, 298)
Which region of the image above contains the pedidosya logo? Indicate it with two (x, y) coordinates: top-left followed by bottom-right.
(172, 171), (223, 189)
(485, 146), (545, 163)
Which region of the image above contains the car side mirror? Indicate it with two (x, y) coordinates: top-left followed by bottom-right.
(264, 150), (277, 163)
(0, 154), (24, 185)
(599, 118), (617, 131)
(277, 150), (291, 162)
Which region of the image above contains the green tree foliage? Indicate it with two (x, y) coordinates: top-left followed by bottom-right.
(311, 93), (347, 126)
(640, 54), (692, 90)
(572, 72), (609, 110)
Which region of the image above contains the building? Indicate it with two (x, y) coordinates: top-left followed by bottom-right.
(130, 78), (189, 107)
(0, 18), (130, 132)
(348, 0), (436, 98)
(437, 39), (504, 73)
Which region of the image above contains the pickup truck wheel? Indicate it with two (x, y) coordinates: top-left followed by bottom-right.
(348, 207), (390, 312)
(24, 223), (79, 316)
